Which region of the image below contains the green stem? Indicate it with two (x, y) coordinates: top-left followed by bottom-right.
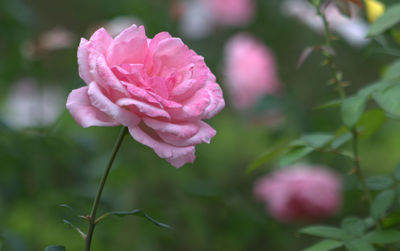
(85, 127), (128, 251)
(351, 129), (372, 206)
(315, 4), (373, 207)
(318, 8), (346, 99)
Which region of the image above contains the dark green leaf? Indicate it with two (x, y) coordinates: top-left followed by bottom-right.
(364, 217), (375, 228)
(247, 147), (288, 173)
(314, 99), (342, 110)
(365, 176), (394, 191)
(279, 146), (314, 167)
(393, 164), (400, 181)
(382, 210), (400, 228)
(299, 225), (346, 240)
(97, 209), (173, 230)
(331, 132), (352, 149)
(373, 84), (400, 118)
(301, 133), (334, 148)
(367, 3), (400, 37)
(303, 239), (343, 251)
(62, 219), (85, 239)
(341, 95), (368, 128)
(44, 246), (66, 251)
(363, 230), (400, 244)
(371, 190), (395, 220)
(356, 109), (386, 137)
(345, 239), (375, 251)
(383, 60), (400, 81)
(341, 217), (366, 237)
(358, 81), (394, 97)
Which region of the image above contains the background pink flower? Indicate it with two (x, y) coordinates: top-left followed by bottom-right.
(66, 25), (225, 168)
(224, 34), (281, 110)
(254, 165), (342, 222)
(203, 0), (254, 26)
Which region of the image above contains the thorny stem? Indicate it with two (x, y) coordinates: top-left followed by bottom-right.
(315, 5), (373, 206)
(85, 127), (128, 251)
(317, 7), (346, 99)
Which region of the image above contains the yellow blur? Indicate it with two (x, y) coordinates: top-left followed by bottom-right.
(365, 0), (385, 23)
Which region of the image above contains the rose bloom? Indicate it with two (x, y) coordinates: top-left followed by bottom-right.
(66, 25), (225, 168)
(254, 165), (341, 222)
(224, 34), (280, 110)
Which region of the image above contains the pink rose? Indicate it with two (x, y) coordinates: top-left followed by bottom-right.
(224, 34), (280, 110)
(66, 25), (225, 168)
(254, 165), (341, 222)
(203, 0), (254, 26)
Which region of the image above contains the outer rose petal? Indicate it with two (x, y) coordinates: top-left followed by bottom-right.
(77, 38), (92, 84)
(66, 86), (119, 127)
(87, 82), (140, 127)
(78, 28), (113, 85)
(142, 117), (200, 138)
(155, 120), (216, 147)
(129, 126), (195, 168)
(201, 79), (225, 119)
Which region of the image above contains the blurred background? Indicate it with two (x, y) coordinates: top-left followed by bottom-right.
(1, 0), (400, 250)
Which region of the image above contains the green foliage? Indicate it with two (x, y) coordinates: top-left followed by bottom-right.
(299, 226), (346, 240)
(368, 3), (400, 37)
(300, 133), (334, 148)
(365, 176), (394, 191)
(309, 0), (321, 8)
(341, 95), (367, 128)
(356, 110), (386, 137)
(246, 146), (288, 173)
(313, 99), (342, 110)
(383, 60), (400, 81)
(96, 209), (173, 230)
(382, 211), (400, 228)
(62, 219), (85, 239)
(279, 146), (314, 167)
(341, 217), (366, 238)
(373, 83), (400, 118)
(393, 164), (400, 181)
(370, 190), (395, 220)
(303, 239), (343, 251)
(344, 239), (375, 251)
(44, 246), (66, 251)
(363, 230), (400, 244)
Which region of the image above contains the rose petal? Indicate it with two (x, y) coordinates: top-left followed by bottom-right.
(129, 125), (195, 168)
(77, 38), (92, 84)
(201, 79), (225, 119)
(143, 117), (200, 138)
(151, 38), (190, 76)
(94, 55), (128, 95)
(155, 120), (216, 147)
(107, 25), (148, 66)
(87, 82), (140, 127)
(116, 98), (171, 119)
(66, 86), (119, 127)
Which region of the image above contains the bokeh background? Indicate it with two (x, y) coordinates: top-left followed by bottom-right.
(1, 0), (400, 250)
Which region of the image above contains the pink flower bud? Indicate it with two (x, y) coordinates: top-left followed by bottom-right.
(224, 34), (281, 110)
